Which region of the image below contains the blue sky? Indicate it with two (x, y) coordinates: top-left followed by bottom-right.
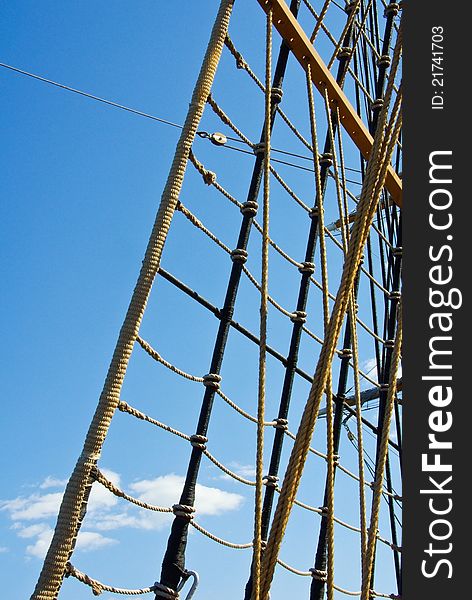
(1, 2), (401, 599)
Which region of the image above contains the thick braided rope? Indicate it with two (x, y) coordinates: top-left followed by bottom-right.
(252, 10), (271, 600)
(29, 3), (234, 598)
(361, 303), (402, 600)
(306, 61), (335, 600)
(65, 563), (155, 596)
(259, 33), (402, 598)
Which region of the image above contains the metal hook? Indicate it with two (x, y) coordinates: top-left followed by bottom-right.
(177, 570), (199, 600)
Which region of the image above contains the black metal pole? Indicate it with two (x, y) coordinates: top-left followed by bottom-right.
(157, 1), (303, 594)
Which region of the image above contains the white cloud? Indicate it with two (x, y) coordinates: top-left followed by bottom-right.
(0, 546), (8, 553)
(1, 492), (63, 521)
(228, 463), (256, 479)
(16, 523), (50, 539)
(75, 531), (117, 553)
(25, 526), (54, 559)
(129, 474), (244, 517)
(362, 357), (378, 377)
(39, 476), (68, 490)
(23, 526), (116, 559)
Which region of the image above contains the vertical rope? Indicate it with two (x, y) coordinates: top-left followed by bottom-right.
(252, 8), (272, 600)
(361, 302), (402, 600)
(30, 2), (235, 598)
(259, 33), (402, 596)
(306, 65), (335, 600)
(350, 300), (368, 571)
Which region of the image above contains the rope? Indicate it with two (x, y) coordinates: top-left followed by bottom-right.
(275, 559), (399, 598)
(259, 28), (402, 596)
(350, 300), (368, 571)
(361, 304), (402, 600)
(92, 467), (173, 513)
(118, 401), (191, 441)
(118, 401), (257, 485)
(188, 147), (390, 355)
(252, 10), (271, 600)
(30, 3), (234, 598)
(177, 201), (232, 254)
(65, 563), (156, 596)
(207, 93), (254, 148)
(309, 0), (332, 42)
(189, 521), (253, 550)
(306, 62), (335, 600)
(216, 388), (276, 426)
(136, 336), (204, 382)
(92, 466), (254, 549)
(224, 34), (313, 152)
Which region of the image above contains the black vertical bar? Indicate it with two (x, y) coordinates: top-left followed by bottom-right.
(157, 1), (302, 594)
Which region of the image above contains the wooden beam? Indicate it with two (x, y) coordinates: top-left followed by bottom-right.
(256, 0), (402, 207)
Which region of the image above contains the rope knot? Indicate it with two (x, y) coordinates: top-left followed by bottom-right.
(393, 246), (402, 257)
(337, 47), (353, 60)
(309, 568), (328, 582)
(384, 2), (401, 17)
(190, 434), (208, 451)
(319, 152), (333, 166)
(253, 142), (266, 156)
(65, 563), (103, 596)
(117, 401), (129, 413)
(388, 290), (401, 301)
(202, 373), (222, 389)
(172, 504), (195, 520)
(154, 582), (180, 599)
(270, 87), (283, 104)
(230, 248), (248, 264)
(263, 474), (279, 488)
(371, 98), (385, 111)
(298, 261), (315, 275)
(240, 200), (258, 217)
(383, 339), (395, 349)
(273, 417), (288, 431)
(345, 1), (360, 14)
(309, 206), (319, 219)
(290, 310), (307, 324)
(377, 54), (391, 68)
(339, 348), (353, 360)
(380, 383), (390, 392)
(202, 169), (217, 185)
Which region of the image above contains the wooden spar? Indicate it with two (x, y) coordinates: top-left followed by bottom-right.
(255, 0), (403, 208)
